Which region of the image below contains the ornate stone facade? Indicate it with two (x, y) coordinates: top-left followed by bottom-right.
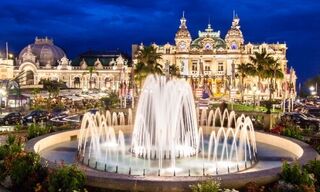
(0, 37), (132, 92)
(134, 13), (297, 100)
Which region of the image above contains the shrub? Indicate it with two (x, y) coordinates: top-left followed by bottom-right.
(27, 122), (52, 139)
(282, 128), (302, 140)
(189, 180), (238, 192)
(48, 164), (86, 192)
(2, 152), (48, 192)
(100, 91), (120, 109)
(271, 125), (284, 135)
(0, 135), (23, 182)
(14, 124), (23, 131)
(304, 160), (320, 188)
(280, 161), (314, 187)
(281, 124), (303, 140)
(190, 180), (221, 192)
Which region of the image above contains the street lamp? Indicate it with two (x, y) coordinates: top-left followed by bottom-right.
(309, 86), (316, 96)
(0, 87), (7, 114)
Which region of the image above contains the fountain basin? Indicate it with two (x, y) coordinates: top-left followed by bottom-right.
(26, 128), (319, 191)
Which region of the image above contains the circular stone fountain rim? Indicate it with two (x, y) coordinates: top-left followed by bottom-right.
(25, 129), (319, 190)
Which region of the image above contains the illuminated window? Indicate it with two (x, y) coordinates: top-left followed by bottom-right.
(218, 63), (223, 71)
(192, 64), (197, 71)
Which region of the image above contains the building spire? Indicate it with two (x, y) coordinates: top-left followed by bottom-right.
(179, 11), (187, 29)
(205, 16), (213, 33)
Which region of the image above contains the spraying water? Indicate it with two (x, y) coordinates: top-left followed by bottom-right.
(78, 75), (257, 176)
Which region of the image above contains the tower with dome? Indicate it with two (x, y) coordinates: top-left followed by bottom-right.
(133, 12), (297, 101)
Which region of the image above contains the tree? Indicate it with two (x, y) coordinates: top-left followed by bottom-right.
(169, 64), (180, 78)
(10, 71), (25, 109)
(249, 50), (272, 89)
(134, 62), (148, 90)
(82, 66), (98, 90)
(237, 63), (255, 102)
(134, 46), (163, 91)
(40, 79), (64, 110)
(136, 46), (163, 74)
(264, 57), (284, 102)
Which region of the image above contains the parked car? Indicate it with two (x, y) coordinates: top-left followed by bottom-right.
(49, 108), (69, 118)
(22, 110), (50, 124)
(281, 112), (320, 131)
(0, 112), (22, 125)
(303, 107), (320, 118)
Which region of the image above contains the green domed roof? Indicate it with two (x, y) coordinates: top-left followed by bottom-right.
(191, 36), (226, 49)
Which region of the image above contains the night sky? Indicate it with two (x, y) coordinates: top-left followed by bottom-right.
(0, 0), (319, 83)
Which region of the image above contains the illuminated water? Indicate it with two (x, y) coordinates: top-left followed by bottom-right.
(77, 75), (257, 176)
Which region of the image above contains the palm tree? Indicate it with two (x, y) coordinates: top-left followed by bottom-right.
(237, 63), (255, 102)
(10, 71), (25, 109)
(169, 64), (180, 78)
(136, 46), (163, 75)
(83, 66), (98, 90)
(249, 50), (272, 90)
(264, 57), (284, 102)
(134, 45), (163, 91)
(134, 62), (148, 91)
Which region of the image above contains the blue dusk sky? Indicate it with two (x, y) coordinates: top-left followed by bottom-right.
(0, 0), (319, 83)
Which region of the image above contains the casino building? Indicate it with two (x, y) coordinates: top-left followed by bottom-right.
(133, 13), (297, 101)
(0, 37), (132, 91)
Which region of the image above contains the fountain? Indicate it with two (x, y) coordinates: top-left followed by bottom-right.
(28, 74), (318, 191)
(77, 75), (257, 176)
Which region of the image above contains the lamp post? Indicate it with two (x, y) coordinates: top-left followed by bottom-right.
(309, 86), (316, 96)
(0, 87), (7, 114)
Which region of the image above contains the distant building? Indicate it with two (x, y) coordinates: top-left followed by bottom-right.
(133, 13), (297, 100)
(0, 37), (132, 91)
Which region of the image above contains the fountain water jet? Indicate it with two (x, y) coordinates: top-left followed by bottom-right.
(77, 75), (257, 176)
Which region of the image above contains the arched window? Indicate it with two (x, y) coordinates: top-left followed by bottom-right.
(74, 77), (81, 88)
(26, 70), (34, 85)
(105, 77), (112, 89)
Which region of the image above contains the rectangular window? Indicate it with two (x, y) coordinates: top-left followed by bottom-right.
(218, 63), (223, 71)
(166, 49), (170, 54)
(192, 64), (197, 71)
(192, 60), (198, 71)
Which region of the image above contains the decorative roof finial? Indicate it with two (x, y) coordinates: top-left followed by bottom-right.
(233, 10), (236, 19)
(205, 16), (213, 33)
(179, 11), (187, 29)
